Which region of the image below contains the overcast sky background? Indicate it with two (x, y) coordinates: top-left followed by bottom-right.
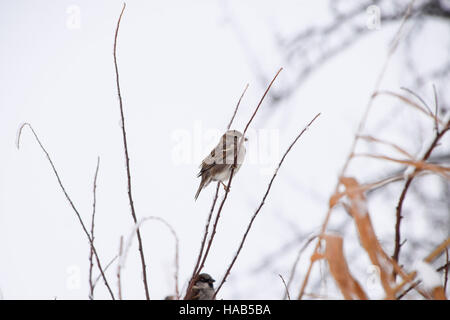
(1, 0), (449, 299)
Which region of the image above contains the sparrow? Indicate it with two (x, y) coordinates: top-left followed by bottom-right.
(195, 130), (247, 200)
(191, 273), (216, 300)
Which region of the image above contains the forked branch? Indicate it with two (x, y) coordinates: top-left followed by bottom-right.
(16, 123), (115, 299)
(214, 113), (321, 298)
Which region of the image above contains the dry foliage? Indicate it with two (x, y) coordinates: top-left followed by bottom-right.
(314, 234), (367, 300)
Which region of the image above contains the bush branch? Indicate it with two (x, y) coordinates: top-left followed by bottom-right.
(113, 2), (150, 299)
(214, 113), (321, 298)
(88, 157), (100, 300)
(16, 123), (115, 299)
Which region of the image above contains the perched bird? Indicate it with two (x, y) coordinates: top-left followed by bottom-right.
(192, 273), (216, 300)
(195, 130), (247, 200)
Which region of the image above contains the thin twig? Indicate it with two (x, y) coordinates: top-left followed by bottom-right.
(227, 84), (249, 130)
(88, 157), (100, 300)
(400, 87), (433, 115)
(432, 84), (439, 133)
(279, 274), (291, 300)
(397, 280), (421, 299)
(16, 123), (115, 299)
(397, 256), (450, 300)
(444, 248), (449, 292)
(437, 261), (450, 273)
(394, 237), (450, 298)
(117, 236), (123, 300)
(113, 2), (150, 300)
(93, 255), (119, 289)
(185, 84), (249, 299)
(188, 143), (238, 299)
(392, 117), (450, 276)
(202, 69), (282, 269)
(357, 135), (413, 159)
(185, 70), (282, 299)
(243, 68), (282, 135)
(373, 90), (445, 126)
(284, 235), (317, 299)
(352, 153), (450, 177)
(119, 216), (179, 299)
(214, 113), (321, 298)
(187, 183), (220, 294)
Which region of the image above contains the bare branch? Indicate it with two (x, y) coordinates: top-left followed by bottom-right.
(185, 83), (249, 299)
(400, 86), (433, 115)
(93, 255), (119, 289)
(185, 69), (282, 299)
(278, 274), (291, 300)
(284, 235), (317, 299)
(113, 2), (150, 299)
(243, 68), (282, 135)
(88, 157), (100, 300)
(444, 248), (449, 293)
(214, 113), (321, 298)
(117, 236), (123, 300)
(357, 135), (413, 159)
(16, 123), (115, 299)
(119, 216), (179, 299)
(392, 117), (450, 276)
(227, 84), (249, 130)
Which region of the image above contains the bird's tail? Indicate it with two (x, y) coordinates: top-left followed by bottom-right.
(195, 176), (208, 201)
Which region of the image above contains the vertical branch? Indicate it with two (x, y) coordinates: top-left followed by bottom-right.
(185, 69), (282, 299)
(117, 236), (124, 300)
(187, 183), (219, 289)
(444, 248), (449, 293)
(214, 113), (321, 298)
(185, 83), (249, 299)
(16, 123), (115, 299)
(113, 3), (150, 300)
(392, 118), (450, 275)
(88, 157), (100, 300)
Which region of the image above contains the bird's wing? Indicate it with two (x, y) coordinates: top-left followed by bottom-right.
(198, 143), (239, 176)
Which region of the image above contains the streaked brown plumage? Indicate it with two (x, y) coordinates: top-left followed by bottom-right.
(195, 130), (247, 200)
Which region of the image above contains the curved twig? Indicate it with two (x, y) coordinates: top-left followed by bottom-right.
(119, 216), (179, 299)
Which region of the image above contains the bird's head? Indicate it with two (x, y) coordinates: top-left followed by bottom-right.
(224, 130), (247, 143)
(196, 273), (216, 288)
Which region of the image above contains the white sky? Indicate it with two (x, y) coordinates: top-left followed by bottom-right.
(1, 0), (449, 299)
